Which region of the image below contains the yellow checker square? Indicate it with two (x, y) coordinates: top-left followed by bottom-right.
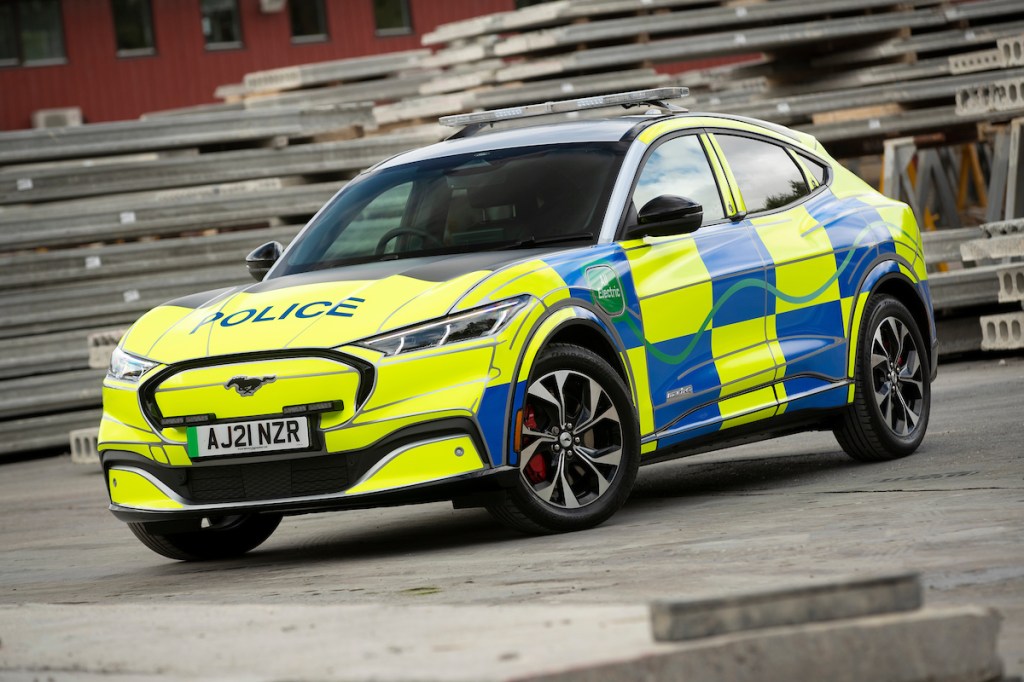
(764, 314), (787, 381)
(626, 236), (709, 299)
(639, 281), (713, 343)
(754, 207), (833, 266)
(719, 387), (778, 430)
(773, 254), (841, 314)
(711, 318), (777, 394)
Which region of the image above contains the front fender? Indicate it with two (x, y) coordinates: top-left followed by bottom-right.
(495, 301), (638, 467)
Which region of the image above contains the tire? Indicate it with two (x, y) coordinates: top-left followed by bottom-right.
(486, 343), (640, 534)
(128, 513), (282, 561)
(834, 294), (931, 461)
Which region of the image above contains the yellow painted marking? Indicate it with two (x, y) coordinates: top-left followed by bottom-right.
(627, 346), (655, 436)
(707, 134), (745, 215)
(108, 469), (182, 510)
(346, 436), (484, 495)
(719, 387), (778, 429)
(710, 319), (776, 397)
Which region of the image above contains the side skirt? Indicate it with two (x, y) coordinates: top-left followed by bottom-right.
(640, 406), (843, 467)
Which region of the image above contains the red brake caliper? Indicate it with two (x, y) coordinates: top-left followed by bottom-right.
(522, 404), (548, 484)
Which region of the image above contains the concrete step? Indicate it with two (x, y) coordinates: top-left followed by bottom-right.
(651, 573), (921, 641)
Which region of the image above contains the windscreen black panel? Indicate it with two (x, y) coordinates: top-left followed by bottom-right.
(275, 143), (626, 276)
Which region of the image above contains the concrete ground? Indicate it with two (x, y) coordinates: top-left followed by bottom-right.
(1, 357), (1022, 681)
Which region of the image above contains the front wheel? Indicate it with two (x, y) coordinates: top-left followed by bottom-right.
(486, 343), (640, 534)
(128, 513), (282, 561)
(834, 295), (931, 461)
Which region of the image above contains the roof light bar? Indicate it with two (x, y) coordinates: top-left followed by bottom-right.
(438, 87), (689, 128)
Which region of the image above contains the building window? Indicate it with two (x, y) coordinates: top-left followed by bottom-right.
(200, 0), (242, 49)
(111, 0), (155, 56)
(373, 0), (411, 36)
(290, 0), (327, 43)
(0, 0), (66, 66)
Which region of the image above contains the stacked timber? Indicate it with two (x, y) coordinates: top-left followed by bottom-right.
(419, 0), (1024, 157)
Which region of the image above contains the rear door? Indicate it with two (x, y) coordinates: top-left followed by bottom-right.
(710, 132), (848, 414)
(622, 132), (778, 446)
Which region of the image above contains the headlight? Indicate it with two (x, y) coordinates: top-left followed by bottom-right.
(108, 346), (158, 382)
(358, 295), (531, 357)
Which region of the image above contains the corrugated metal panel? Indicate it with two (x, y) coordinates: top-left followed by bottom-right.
(0, 0), (517, 130)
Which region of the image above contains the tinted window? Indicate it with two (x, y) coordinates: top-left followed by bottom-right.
(1, 0), (65, 64)
(290, 0), (326, 41)
(632, 135), (725, 225)
(373, 0), (410, 34)
(201, 0), (241, 47)
(802, 155), (828, 186)
(716, 135), (810, 213)
(112, 0), (155, 54)
(275, 143), (624, 276)
(0, 4), (17, 63)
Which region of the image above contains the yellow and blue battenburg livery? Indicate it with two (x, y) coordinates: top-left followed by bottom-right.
(99, 89), (936, 559)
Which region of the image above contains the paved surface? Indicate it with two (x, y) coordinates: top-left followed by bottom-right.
(1, 357), (1022, 680)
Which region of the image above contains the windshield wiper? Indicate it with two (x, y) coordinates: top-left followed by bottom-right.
(495, 232), (595, 250)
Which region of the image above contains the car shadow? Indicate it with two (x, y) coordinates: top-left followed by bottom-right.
(628, 448), (858, 504)
(140, 446), (868, 575)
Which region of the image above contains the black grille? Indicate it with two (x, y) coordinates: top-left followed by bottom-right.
(186, 457), (349, 503)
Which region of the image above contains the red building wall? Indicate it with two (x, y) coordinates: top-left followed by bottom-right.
(0, 0), (514, 130)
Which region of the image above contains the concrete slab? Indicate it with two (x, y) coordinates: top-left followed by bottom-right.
(0, 603), (1001, 682)
(650, 573), (921, 641)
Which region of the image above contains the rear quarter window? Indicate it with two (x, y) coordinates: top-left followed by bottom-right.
(715, 134), (811, 214)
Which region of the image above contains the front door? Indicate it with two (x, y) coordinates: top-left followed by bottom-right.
(623, 133), (778, 448)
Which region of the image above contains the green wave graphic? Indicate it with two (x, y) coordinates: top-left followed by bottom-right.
(621, 219), (918, 366)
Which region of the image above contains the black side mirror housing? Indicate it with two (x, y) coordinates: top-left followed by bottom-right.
(246, 241), (283, 282)
(625, 195), (703, 240)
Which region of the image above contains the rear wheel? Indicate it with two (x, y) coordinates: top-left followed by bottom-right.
(834, 295), (930, 461)
(128, 513), (282, 561)
(486, 344), (640, 534)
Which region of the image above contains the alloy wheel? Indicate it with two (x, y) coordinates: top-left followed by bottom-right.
(870, 316), (925, 437)
(518, 369), (623, 509)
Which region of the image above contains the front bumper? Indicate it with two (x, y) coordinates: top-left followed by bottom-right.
(103, 418), (517, 523)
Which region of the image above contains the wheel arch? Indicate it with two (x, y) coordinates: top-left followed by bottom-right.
(873, 275), (933, 362)
(544, 321), (629, 385)
(506, 302), (639, 466)
(848, 259), (935, 383)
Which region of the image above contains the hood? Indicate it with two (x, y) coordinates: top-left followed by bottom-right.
(121, 250), (557, 364)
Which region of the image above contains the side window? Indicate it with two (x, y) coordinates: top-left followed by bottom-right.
(715, 135), (810, 214)
(632, 135), (725, 225)
(801, 155), (828, 186)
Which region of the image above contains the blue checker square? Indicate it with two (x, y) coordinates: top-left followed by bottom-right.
(711, 271), (766, 327)
(764, 266), (778, 315)
(776, 299), (845, 345)
(835, 243), (878, 299)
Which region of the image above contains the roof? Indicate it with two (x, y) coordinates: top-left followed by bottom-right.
(374, 111), (819, 172)
(375, 116), (655, 170)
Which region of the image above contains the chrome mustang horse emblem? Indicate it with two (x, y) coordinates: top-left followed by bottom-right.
(224, 375), (276, 396)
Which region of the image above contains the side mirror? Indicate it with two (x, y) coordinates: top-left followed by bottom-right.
(625, 195), (703, 240)
(246, 241), (283, 282)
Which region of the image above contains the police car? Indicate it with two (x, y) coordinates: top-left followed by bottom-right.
(100, 88), (936, 560)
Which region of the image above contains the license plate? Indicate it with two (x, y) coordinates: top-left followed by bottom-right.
(186, 417), (310, 458)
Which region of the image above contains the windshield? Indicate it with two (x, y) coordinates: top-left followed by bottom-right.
(273, 142), (625, 276)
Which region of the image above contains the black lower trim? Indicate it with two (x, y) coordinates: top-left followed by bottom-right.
(110, 467), (518, 524)
(642, 407), (842, 466)
(103, 417), (493, 512)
